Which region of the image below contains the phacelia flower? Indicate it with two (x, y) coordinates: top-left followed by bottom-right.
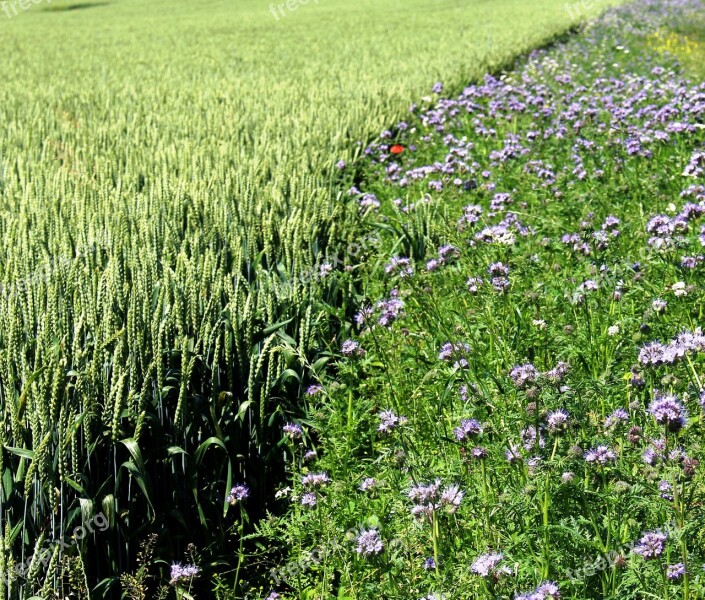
(378, 410), (408, 434)
(585, 445), (617, 465)
(226, 484), (250, 505)
(633, 531), (667, 559)
(649, 394), (688, 432)
(355, 528), (384, 556)
(283, 423), (303, 440)
(470, 552), (507, 577)
(453, 418), (482, 441)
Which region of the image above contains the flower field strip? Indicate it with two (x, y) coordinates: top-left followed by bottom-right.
(262, 1), (705, 598)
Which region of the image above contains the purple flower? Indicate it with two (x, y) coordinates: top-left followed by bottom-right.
(438, 341), (471, 368)
(520, 425), (545, 450)
(336, 160), (346, 169)
(355, 528), (384, 556)
(170, 562), (200, 585)
(488, 262), (510, 276)
(301, 492), (317, 508)
(470, 552), (505, 577)
(467, 276), (484, 293)
(585, 445), (617, 465)
(515, 581), (560, 599)
(633, 531), (667, 559)
(304, 450), (317, 462)
(359, 477), (378, 492)
(423, 557), (436, 570)
(649, 394), (688, 432)
(283, 423), (303, 440)
(384, 256), (414, 278)
(546, 409), (570, 433)
(226, 484), (250, 505)
(453, 418), (482, 441)
(510, 364), (539, 389)
(306, 384), (323, 396)
(440, 484), (464, 512)
(667, 563), (686, 580)
(302, 472), (330, 488)
(432, 81), (443, 94)
(470, 446), (488, 459)
(378, 409), (408, 433)
(604, 408), (629, 429)
(341, 339), (364, 356)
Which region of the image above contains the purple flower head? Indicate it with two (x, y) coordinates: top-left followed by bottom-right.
(440, 484), (464, 512)
(341, 339), (364, 357)
(423, 557), (436, 570)
(585, 445), (617, 465)
(467, 276), (484, 293)
(283, 423), (303, 440)
(659, 480), (673, 501)
(304, 450), (317, 462)
(543, 361), (570, 384)
(355, 528), (383, 556)
(438, 341), (471, 368)
(376, 296), (405, 327)
(453, 418), (482, 441)
(226, 484), (250, 505)
(520, 425), (545, 451)
(471, 446), (488, 459)
(649, 393), (687, 432)
(301, 492), (317, 508)
(384, 256), (414, 278)
(378, 410), (408, 434)
(604, 408), (629, 429)
(170, 562), (200, 585)
(505, 444), (522, 464)
(546, 409), (570, 433)
(354, 305), (374, 327)
(667, 563), (686, 580)
(510, 364), (539, 389)
(359, 477), (377, 492)
(515, 581), (560, 600)
(633, 531), (667, 559)
(470, 552), (505, 577)
(302, 472), (330, 489)
(488, 262), (510, 276)
(306, 384), (323, 396)
(336, 160), (346, 170)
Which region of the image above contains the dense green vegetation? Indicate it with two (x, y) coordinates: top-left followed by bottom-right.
(259, 1), (705, 599)
(0, 0), (629, 597)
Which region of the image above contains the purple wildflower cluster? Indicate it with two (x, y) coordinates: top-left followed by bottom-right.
(638, 329), (705, 366)
(170, 562), (200, 585)
(226, 484), (249, 506)
(453, 418), (482, 442)
(384, 256), (414, 278)
(470, 552), (511, 578)
(438, 341), (471, 368)
(408, 479), (464, 518)
(632, 531), (668, 559)
(514, 580), (561, 600)
(355, 527), (384, 556)
(378, 409), (408, 434)
(648, 393), (688, 432)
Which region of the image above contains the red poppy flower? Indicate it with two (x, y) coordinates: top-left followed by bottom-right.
(390, 144), (404, 155)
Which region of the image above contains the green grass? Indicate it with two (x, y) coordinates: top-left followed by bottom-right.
(0, 0), (630, 596)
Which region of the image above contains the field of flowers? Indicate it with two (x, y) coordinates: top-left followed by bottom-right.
(251, 1), (705, 599)
(0, 0), (631, 597)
